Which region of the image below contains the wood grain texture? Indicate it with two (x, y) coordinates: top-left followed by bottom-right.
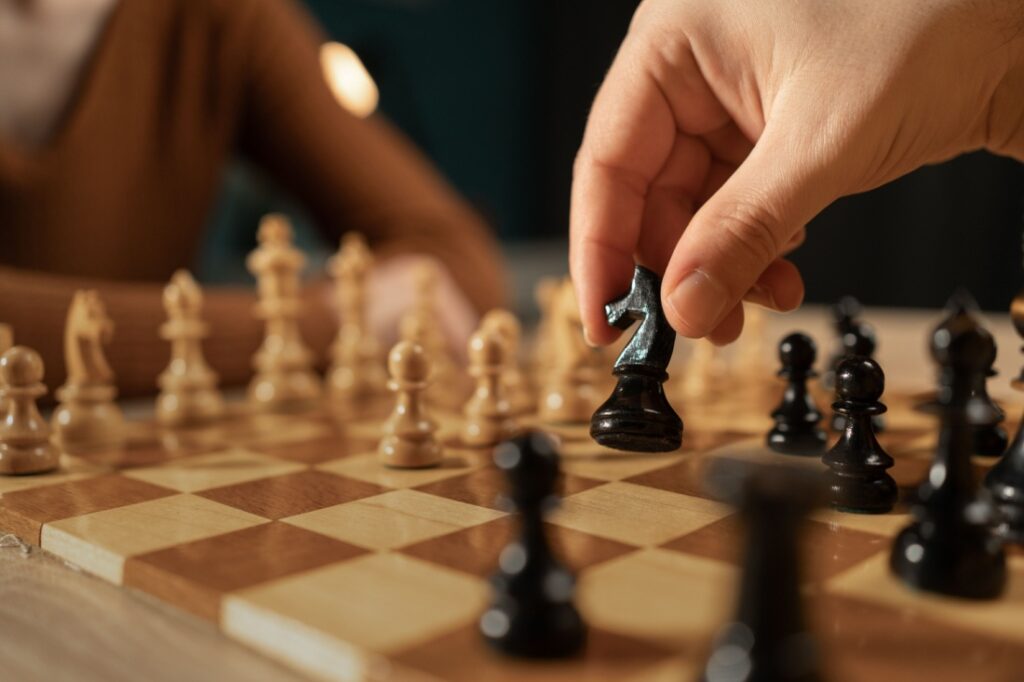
(0, 541), (309, 682)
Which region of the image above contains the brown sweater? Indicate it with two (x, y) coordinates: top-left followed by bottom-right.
(0, 0), (506, 396)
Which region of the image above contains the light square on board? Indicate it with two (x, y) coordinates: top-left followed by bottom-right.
(0, 474), (175, 544)
(549, 481), (731, 547)
(0, 455), (109, 495)
(318, 451), (485, 489)
(825, 553), (1024, 644)
(41, 494), (267, 584)
(283, 489), (504, 550)
(557, 439), (686, 482)
(124, 522), (367, 621)
(223, 553), (488, 657)
(122, 448), (304, 493)
(578, 548), (735, 651)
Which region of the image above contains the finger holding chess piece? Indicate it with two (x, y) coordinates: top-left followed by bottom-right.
(462, 327), (518, 448)
(379, 341), (443, 469)
(0, 347), (60, 475)
(52, 290), (125, 453)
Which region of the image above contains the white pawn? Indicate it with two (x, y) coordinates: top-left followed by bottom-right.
(538, 279), (599, 424)
(379, 341), (442, 469)
(481, 308), (534, 416)
(462, 328), (517, 448)
(0, 347), (60, 475)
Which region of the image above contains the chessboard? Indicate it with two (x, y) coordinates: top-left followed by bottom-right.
(0, 376), (1022, 682)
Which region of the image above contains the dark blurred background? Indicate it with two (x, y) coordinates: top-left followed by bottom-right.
(201, 0), (1024, 312)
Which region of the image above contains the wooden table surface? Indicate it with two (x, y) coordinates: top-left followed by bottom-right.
(2, 305), (1019, 682)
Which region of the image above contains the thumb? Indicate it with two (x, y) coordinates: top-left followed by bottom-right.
(660, 128), (837, 338)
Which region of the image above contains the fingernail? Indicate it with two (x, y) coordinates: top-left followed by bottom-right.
(667, 270), (729, 336)
(582, 327), (598, 348)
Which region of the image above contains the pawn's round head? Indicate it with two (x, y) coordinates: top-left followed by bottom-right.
(835, 356), (884, 403)
(257, 214), (293, 244)
(0, 346), (44, 387)
(467, 329), (506, 369)
(494, 431), (560, 501)
(388, 341), (431, 383)
(778, 332), (816, 370)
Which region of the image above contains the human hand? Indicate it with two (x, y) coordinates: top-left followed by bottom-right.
(570, 0), (1024, 346)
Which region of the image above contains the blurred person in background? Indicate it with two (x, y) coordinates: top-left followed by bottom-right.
(0, 0), (506, 395)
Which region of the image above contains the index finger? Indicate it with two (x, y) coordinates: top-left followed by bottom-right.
(569, 26), (730, 345)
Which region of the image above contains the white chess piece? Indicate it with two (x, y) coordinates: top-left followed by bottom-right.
(379, 341), (443, 468)
(52, 290), (125, 452)
(156, 270), (225, 426)
(1, 346), (60, 474)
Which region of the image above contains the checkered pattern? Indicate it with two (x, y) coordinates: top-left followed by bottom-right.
(2, 386), (1023, 682)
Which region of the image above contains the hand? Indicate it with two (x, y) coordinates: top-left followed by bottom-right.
(570, 0), (1024, 346)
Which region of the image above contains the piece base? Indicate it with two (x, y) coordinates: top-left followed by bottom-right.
(890, 524), (1006, 600)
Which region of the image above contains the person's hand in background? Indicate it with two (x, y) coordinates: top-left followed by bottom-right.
(570, 0), (1024, 346)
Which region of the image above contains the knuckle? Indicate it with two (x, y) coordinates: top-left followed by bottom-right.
(717, 203), (785, 267)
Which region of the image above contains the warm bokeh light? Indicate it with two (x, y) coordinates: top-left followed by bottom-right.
(319, 42), (379, 118)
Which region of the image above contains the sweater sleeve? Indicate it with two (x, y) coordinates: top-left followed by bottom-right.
(231, 0), (508, 315)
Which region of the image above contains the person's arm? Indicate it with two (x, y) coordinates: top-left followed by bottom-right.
(570, 0), (1024, 346)
(229, 0), (508, 317)
(0, 266), (335, 398)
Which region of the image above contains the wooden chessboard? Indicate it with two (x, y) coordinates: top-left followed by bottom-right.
(0, 379), (1022, 682)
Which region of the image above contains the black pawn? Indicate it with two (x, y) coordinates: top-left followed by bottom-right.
(767, 333), (827, 456)
(701, 460), (823, 682)
(591, 265), (682, 452)
(823, 356), (896, 513)
(822, 295), (862, 390)
(829, 327), (884, 432)
(969, 339), (1007, 456)
(890, 299), (1006, 600)
(985, 288), (1024, 542)
(479, 431), (586, 658)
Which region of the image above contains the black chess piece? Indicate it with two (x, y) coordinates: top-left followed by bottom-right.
(701, 459), (823, 682)
(591, 265), (682, 452)
(915, 293), (1007, 456)
(766, 333), (827, 456)
(828, 326), (884, 432)
(890, 298), (1006, 600)
(823, 356), (897, 513)
(822, 295), (863, 390)
(479, 431), (586, 658)
(970, 338), (1008, 456)
(985, 288), (1024, 542)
